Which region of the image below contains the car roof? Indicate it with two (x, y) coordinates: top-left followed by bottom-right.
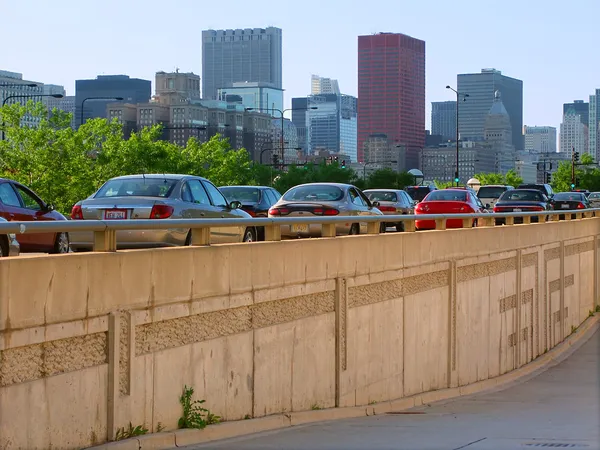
(502, 189), (543, 194)
(108, 174), (205, 181)
(289, 182), (353, 189)
(219, 185), (272, 189)
(479, 185), (511, 188)
(363, 189), (403, 193)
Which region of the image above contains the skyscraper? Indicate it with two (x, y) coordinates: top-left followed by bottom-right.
(202, 27), (282, 101)
(563, 100), (588, 127)
(589, 89), (600, 160)
(311, 75), (340, 95)
(357, 32), (425, 166)
(431, 101), (456, 141)
(560, 110), (588, 158)
(524, 126), (557, 153)
(457, 69), (523, 150)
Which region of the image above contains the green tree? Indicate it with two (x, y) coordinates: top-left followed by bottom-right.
(273, 162), (357, 193)
(552, 153), (599, 192)
(365, 168), (415, 189)
(472, 170), (523, 187)
(434, 180), (455, 189)
(504, 170), (523, 187)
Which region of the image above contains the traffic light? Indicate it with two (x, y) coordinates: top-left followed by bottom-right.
(334, 156), (339, 163)
(326, 156), (333, 165)
(545, 172), (552, 183)
(574, 151), (580, 163)
(341, 159), (346, 169)
(571, 183), (576, 189)
(272, 154), (279, 166)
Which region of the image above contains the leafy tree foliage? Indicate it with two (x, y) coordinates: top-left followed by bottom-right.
(472, 170), (523, 187)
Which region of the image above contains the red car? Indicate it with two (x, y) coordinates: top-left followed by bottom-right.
(0, 178), (70, 253)
(415, 188), (489, 230)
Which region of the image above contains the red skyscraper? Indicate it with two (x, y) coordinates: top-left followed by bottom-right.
(357, 33), (425, 166)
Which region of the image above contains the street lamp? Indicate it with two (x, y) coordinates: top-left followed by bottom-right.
(259, 141), (289, 164)
(245, 106), (317, 167)
(80, 96), (124, 127)
(1, 93), (64, 140)
(446, 85), (469, 186)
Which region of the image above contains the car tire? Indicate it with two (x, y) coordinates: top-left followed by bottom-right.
(0, 236), (7, 257)
(379, 223), (386, 233)
(243, 228), (256, 243)
(349, 224), (360, 235)
(396, 224), (404, 233)
(51, 232), (70, 254)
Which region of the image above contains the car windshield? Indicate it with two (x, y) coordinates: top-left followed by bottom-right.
(95, 178), (177, 198)
(219, 187), (261, 204)
(589, 193), (600, 199)
(477, 187), (507, 199)
(283, 185), (344, 202)
(426, 191), (467, 201)
(406, 187), (431, 201)
(500, 190), (542, 202)
(553, 193), (583, 201)
(366, 191), (398, 202)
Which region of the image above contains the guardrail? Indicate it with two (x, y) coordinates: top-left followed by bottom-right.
(0, 208), (598, 252)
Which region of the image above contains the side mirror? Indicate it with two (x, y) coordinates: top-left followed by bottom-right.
(229, 200), (242, 210)
(371, 201), (380, 208)
(45, 204), (55, 212)
(485, 203), (491, 209)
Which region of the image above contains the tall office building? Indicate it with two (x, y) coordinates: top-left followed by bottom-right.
(524, 126), (557, 153)
(560, 109), (588, 158)
(75, 75), (151, 127)
(217, 81), (283, 117)
(202, 27), (282, 101)
(589, 89), (600, 160)
(311, 75), (340, 95)
(155, 70), (200, 104)
(357, 32), (425, 166)
(291, 93), (357, 161)
(431, 101), (456, 141)
(457, 69), (523, 150)
(484, 91), (516, 174)
(563, 100), (588, 127)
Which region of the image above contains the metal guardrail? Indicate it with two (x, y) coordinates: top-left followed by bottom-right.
(0, 208), (598, 252)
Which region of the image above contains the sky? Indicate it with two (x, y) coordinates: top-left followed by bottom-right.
(2, 0), (599, 132)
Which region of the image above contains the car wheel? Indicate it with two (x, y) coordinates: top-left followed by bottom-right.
(51, 232), (70, 254)
(243, 228), (256, 242)
(379, 223), (386, 233)
(396, 224), (404, 233)
(0, 237), (7, 257)
(349, 224), (360, 235)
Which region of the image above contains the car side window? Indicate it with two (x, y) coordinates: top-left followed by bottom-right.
(14, 185), (43, 211)
(270, 189), (282, 203)
(265, 189), (278, 205)
(181, 182), (193, 202)
(187, 180), (211, 205)
(202, 181), (228, 207)
(0, 183), (21, 207)
(401, 192), (411, 206)
(349, 188), (366, 206)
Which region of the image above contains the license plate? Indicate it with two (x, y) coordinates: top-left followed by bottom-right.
(291, 224), (309, 233)
(561, 204), (570, 209)
(104, 209), (127, 220)
(513, 208), (522, 213)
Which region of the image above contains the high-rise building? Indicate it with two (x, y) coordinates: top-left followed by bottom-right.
(0, 70), (44, 129)
(291, 93), (358, 161)
(589, 89), (600, 160)
(563, 100), (588, 127)
(217, 81), (283, 117)
(75, 75), (151, 127)
(524, 126), (557, 153)
(357, 32), (425, 166)
(457, 68), (523, 150)
(560, 108), (588, 158)
(431, 101), (456, 141)
(311, 75), (340, 95)
(202, 27), (283, 101)
(155, 70), (200, 105)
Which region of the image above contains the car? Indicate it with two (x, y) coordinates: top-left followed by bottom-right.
(477, 185), (514, 209)
(268, 183), (384, 238)
(0, 216), (20, 257)
(414, 188), (489, 230)
(69, 174), (257, 251)
(493, 189), (552, 224)
(363, 189), (414, 232)
(587, 192), (600, 208)
(0, 178), (70, 254)
(219, 185), (282, 241)
(550, 191), (590, 220)
(405, 184), (437, 203)
(517, 183), (554, 199)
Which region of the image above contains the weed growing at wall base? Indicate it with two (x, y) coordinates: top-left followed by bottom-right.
(178, 385), (221, 429)
(115, 422), (148, 441)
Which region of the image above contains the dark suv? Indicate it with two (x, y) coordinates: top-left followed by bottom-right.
(517, 183), (554, 199)
(406, 185), (437, 203)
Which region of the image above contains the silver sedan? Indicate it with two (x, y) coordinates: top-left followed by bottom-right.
(69, 174), (257, 251)
(269, 183), (384, 238)
(588, 192), (600, 208)
(363, 189), (415, 232)
(0, 217), (19, 257)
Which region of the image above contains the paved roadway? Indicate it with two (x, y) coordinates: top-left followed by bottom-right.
(182, 329), (600, 450)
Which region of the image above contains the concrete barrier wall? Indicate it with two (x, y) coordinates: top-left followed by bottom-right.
(1, 219), (599, 449)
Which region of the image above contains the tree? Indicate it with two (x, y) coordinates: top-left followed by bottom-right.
(273, 162), (358, 193)
(365, 169), (415, 190)
(551, 153), (600, 192)
(472, 170), (523, 187)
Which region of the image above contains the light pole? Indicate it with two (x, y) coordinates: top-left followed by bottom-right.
(80, 96), (124, 127)
(446, 85), (469, 186)
(1, 93), (64, 140)
(245, 106), (317, 168)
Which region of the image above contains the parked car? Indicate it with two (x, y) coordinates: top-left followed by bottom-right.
(414, 189), (489, 230)
(69, 174), (257, 251)
(587, 192), (600, 208)
(363, 189), (414, 232)
(493, 189), (552, 224)
(477, 185), (514, 209)
(550, 191), (590, 220)
(219, 185), (282, 241)
(269, 183), (384, 238)
(0, 216), (20, 257)
(0, 178), (69, 253)
(405, 184), (437, 203)
(517, 183), (554, 199)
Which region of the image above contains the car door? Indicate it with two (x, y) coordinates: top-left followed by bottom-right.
(183, 179), (226, 243)
(201, 180), (243, 243)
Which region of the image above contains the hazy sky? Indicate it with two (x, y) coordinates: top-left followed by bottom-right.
(3, 0), (598, 131)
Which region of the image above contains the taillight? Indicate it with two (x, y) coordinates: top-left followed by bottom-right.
(312, 208), (340, 216)
(378, 205), (396, 212)
(459, 205), (474, 213)
(269, 207), (290, 216)
(71, 204), (83, 220)
(577, 202), (586, 209)
(415, 203), (429, 213)
(531, 206), (544, 211)
(242, 208), (257, 217)
(149, 204), (174, 219)
(493, 206), (501, 213)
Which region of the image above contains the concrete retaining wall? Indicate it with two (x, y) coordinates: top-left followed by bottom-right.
(1, 219), (599, 449)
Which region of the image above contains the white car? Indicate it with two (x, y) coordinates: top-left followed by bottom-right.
(0, 217), (20, 257)
(588, 192), (600, 208)
(477, 185), (514, 210)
